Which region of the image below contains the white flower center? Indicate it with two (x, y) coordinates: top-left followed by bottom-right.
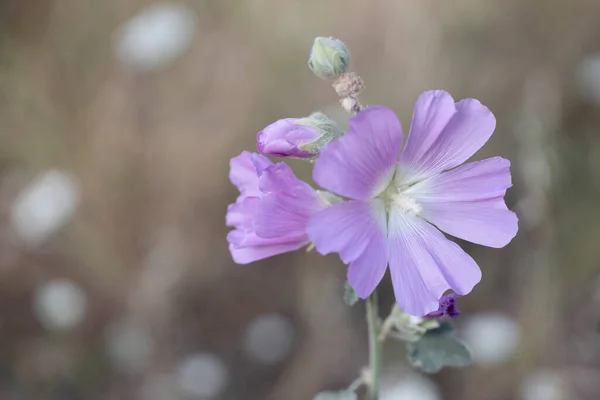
(393, 192), (422, 216)
(381, 183), (422, 217)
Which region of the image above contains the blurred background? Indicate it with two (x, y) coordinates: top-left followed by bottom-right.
(1, 0), (600, 399)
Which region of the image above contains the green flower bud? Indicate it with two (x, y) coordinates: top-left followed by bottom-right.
(308, 37), (350, 80)
(256, 112), (344, 160)
(296, 112), (344, 157)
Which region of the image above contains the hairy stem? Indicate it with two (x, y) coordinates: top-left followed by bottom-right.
(366, 290), (381, 400)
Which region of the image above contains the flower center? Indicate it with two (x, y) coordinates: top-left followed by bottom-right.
(380, 182), (422, 217)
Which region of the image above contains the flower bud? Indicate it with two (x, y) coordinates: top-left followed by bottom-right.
(308, 37), (350, 80)
(256, 112), (342, 159)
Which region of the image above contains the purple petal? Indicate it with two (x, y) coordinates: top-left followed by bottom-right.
(229, 151), (272, 200)
(227, 223), (307, 249)
(409, 157), (518, 248)
(308, 199), (388, 298)
(398, 91), (496, 183)
(388, 210), (481, 316)
(257, 118), (319, 158)
(346, 221), (389, 299)
(226, 157), (322, 264)
(228, 240), (308, 264)
(226, 197), (259, 228)
(313, 107), (403, 200)
(227, 195), (310, 264)
(308, 199), (386, 263)
(254, 163), (326, 239)
(426, 293), (460, 318)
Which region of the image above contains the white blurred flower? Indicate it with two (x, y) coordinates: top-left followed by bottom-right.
(11, 170), (80, 245)
(177, 353), (228, 398)
(115, 3), (198, 71)
(462, 313), (520, 365)
(520, 370), (565, 400)
(105, 318), (154, 373)
(381, 373), (442, 400)
(243, 313), (295, 365)
(33, 278), (86, 332)
(577, 54), (600, 104)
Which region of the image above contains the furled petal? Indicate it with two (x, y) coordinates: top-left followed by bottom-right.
(226, 195), (310, 265)
(229, 151), (273, 200)
(398, 90), (496, 184)
(254, 163), (327, 239)
(226, 197), (259, 228)
(228, 240), (308, 264)
(426, 293), (460, 318)
(313, 106), (403, 200)
(408, 157), (518, 248)
(308, 199), (389, 297)
(227, 156), (319, 264)
(227, 209), (309, 253)
(388, 210), (481, 316)
(227, 196), (305, 250)
(257, 118), (319, 158)
(251, 153), (273, 175)
(228, 227), (302, 248)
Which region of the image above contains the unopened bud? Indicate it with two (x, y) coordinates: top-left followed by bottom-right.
(256, 112), (343, 159)
(308, 37), (350, 80)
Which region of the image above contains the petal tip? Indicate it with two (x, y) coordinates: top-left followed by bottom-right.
(493, 211), (519, 248)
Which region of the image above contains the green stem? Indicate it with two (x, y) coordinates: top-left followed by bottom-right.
(346, 376), (363, 393)
(366, 289), (381, 400)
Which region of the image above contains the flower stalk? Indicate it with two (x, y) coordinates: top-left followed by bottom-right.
(366, 289), (382, 400)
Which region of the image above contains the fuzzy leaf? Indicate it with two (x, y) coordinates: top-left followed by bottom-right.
(343, 281), (359, 306)
(407, 329), (471, 373)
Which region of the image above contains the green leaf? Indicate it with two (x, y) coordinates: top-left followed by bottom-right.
(407, 329), (472, 374)
(427, 320), (455, 335)
(343, 281), (359, 306)
(419, 319), (441, 332)
(313, 391), (357, 400)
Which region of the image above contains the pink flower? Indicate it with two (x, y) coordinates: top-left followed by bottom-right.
(308, 90), (518, 316)
(226, 151), (327, 264)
